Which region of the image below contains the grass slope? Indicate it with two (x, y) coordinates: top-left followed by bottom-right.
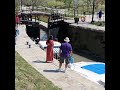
(15, 51), (61, 90)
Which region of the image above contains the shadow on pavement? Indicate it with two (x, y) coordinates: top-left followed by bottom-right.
(43, 69), (64, 73)
(32, 60), (46, 63)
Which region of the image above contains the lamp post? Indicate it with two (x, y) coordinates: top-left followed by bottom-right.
(73, 0), (78, 18)
(32, 0), (34, 11)
(91, 0), (95, 23)
(20, 0), (22, 12)
(73, 0), (79, 23)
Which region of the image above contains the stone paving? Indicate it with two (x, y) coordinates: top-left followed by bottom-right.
(15, 24), (105, 90)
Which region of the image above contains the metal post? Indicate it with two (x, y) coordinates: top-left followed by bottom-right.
(91, 0), (95, 23)
(32, 0), (34, 11)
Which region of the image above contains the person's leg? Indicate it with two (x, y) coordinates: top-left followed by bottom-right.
(59, 62), (62, 69)
(65, 63), (68, 69)
(99, 15), (102, 21)
(64, 64), (68, 72)
(57, 57), (64, 71)
(64, 57), (69, 72)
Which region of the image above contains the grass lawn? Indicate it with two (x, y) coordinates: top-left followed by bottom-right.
(15, 51), (61, 90)
(39, 16), (48, 23)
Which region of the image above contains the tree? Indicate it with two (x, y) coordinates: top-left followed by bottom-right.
(15, 0), (20, 11)
(47, 1), (64, 8)
(64, 0), (72, 8)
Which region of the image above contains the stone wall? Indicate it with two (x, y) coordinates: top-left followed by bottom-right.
(67, 25), (105, 59)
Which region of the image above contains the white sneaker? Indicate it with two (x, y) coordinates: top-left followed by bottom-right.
(63, 69), (67, 73)
(56, 68), (61, 72)
(68, 64), (71, 68)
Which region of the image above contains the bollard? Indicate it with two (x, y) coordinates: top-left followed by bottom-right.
(29, 44), (31, 48)
(26, 41), (29, 45)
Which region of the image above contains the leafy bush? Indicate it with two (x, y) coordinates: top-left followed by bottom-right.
(91, 21), (105, 26)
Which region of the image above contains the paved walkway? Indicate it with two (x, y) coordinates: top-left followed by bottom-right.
(15, 25), (104, 90)
(64, 19), (105, 31)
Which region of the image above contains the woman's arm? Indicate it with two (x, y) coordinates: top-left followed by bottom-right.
(46, 40), (49, 45)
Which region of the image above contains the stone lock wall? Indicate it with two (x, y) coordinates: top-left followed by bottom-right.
(67, 25), (105, 59)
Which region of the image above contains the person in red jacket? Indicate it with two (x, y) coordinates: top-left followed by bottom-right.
(46, 35), (54, 63)
(15, 14), (20, 27)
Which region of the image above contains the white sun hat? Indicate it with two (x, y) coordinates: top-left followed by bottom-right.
(64, 37), (70, 42)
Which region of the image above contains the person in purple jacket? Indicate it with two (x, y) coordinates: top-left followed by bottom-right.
(57, 37), (72, 73)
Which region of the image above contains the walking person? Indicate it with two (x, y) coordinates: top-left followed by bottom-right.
(98, 10), (104, 20)
(15, 14), (20, 27)
(46, 35), (54, 63)
(15, 26), (20, 45)
(57, 37), (72, 73)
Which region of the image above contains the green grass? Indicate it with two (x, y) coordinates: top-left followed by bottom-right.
(39, 16), (48, 23)
(15, 51), (61, 90)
